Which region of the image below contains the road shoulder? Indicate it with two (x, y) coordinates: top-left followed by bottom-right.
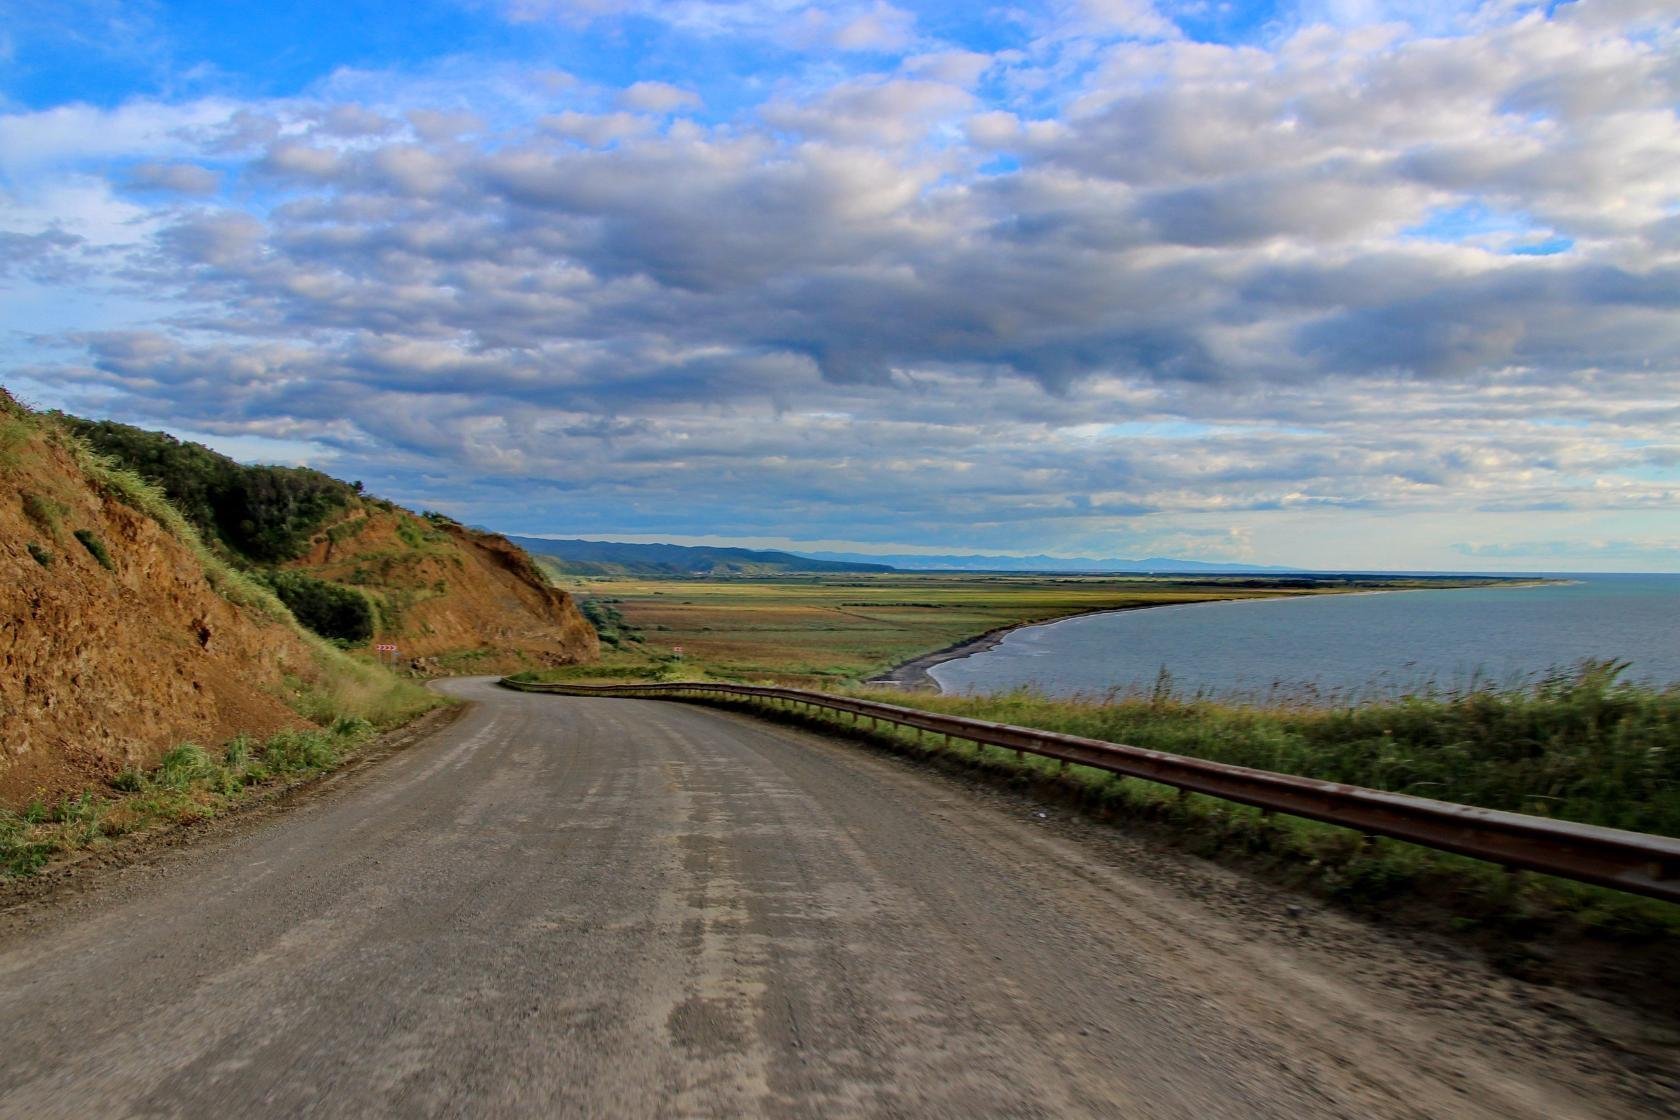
(0, 701), (467, 936)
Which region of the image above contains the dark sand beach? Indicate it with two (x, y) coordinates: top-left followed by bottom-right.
(867, 604), (1162, 690)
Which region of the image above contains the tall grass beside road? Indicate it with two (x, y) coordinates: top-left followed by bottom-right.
(851, 661), (1680, 838)
(0, 668), (441, 880)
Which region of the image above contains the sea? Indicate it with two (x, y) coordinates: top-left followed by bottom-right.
(927, 574), (1680, 702)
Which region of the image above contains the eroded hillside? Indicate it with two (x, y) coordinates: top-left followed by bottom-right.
(1, 395), (326, 805)
(292, 506), (598, 673)
(3, 397), (596, 808)
(65, 413), (597, 675)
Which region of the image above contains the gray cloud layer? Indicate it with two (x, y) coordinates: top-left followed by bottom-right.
(4, 1), (1678, 566)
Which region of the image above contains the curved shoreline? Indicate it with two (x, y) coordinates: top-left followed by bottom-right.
(865, 603), (1165, 691)
(863, 578), (1561, 693)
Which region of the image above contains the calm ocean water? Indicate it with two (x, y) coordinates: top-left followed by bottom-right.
(928, 575), (1680, 702)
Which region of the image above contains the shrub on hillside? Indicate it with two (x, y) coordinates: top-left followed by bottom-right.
(220, 464), (349, 561)
(21, 492), (62, 532)
(61, 416), (354, 562)
(73, 528), (113, 569)
(265, 571), (375, 643)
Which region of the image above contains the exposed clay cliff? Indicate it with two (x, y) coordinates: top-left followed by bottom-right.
(291, 507), (599, 673)
(1, 396), (321, 806)
(4, 397), (597, 807)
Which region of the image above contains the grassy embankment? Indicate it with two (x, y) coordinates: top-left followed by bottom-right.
(847, 663), (1679, 837)
(0, 653), (437, 880)
(0, 721), (390, 877)
(1, 410), (440, 877)
(524, 571), (1498, 687)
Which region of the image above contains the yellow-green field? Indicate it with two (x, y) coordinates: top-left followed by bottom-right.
(533, 572), (1500, 688)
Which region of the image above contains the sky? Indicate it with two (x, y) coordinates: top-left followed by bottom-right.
(1, 1), (1677, 572)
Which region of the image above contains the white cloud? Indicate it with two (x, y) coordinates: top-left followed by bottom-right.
(1067, 0), (1178, 39)
(0, 99), (237, 175)
(902, 50), (994, 86)
(406, 108), (485, 141)
(1, 175), (156, 246)
(762, 76), (974, 145)
(826, 2), (917, 51)
(618, 81), (702, 113)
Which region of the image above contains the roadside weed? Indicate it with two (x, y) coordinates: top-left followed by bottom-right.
(0, 720), (388, 880)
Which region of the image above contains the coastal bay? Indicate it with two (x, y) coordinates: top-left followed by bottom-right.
(525, 572), (1521, 689)
(928, 574), (1680, 701)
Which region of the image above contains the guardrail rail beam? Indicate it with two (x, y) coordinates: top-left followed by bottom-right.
(499, 677), (1680, 904)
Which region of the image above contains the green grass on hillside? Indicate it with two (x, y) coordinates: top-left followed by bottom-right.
(60, 421), (436, 726)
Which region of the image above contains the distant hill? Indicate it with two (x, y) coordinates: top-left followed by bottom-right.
(510, 537), (894, 577)
(513, 536), (1298, 576)
(798, 551), (1303, 574)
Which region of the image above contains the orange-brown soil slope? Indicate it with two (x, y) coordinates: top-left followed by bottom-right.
(292, 506), (597, 673)
(1, 404), (320, 806)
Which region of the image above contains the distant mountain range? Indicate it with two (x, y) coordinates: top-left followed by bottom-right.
(511, 536), (1300, 577)
(800, 551), (1304, 574)
(508, 537), (893, 577)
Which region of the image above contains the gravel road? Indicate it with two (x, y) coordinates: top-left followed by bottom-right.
(0, 676), (1673, 1118)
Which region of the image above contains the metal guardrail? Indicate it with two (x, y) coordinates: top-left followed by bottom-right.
(499, 677), (1680, 904)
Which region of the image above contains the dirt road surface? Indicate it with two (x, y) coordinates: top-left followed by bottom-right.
(1, 677), (1674, 1118)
